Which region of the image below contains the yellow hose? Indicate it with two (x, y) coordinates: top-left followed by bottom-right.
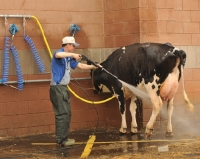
(31, 16), (52, 59)
(68, 85), (115, 104)
(31, 15), (115, 104)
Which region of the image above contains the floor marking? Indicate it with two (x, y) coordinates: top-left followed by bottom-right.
(80, 135), (96, 158)
(31, 138), (197, 146)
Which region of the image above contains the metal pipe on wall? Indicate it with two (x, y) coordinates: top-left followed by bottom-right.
(0, 14), (31, 18)
(0, 77), (91, 85)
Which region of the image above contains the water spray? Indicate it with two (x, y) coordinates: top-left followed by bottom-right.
(81, 54), (151, 104)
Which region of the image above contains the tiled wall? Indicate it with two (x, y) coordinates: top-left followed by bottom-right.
(0, 0), (200, 137)
(139, 0), (200, 46)
(1, 0), (200, 49)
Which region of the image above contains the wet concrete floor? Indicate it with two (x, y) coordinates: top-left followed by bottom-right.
(0, 127), (200, 159)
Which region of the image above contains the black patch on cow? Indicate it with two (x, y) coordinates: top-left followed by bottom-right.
(134, 98), (143, 130)
(156, 90), (160, 96)
(144, 76), (154, 84)
(152, 85), (155, 89)
(156, 79), (159, 84)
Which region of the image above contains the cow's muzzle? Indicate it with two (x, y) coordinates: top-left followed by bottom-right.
(93, 85), (103, 94)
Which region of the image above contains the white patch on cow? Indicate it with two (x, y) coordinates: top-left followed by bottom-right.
(145, 82), (163, 133)
(172, 47), (180, 52)
(122, 47), (125, 54)
(153, 74), (160, 87)
(163, 47), (180, 59)
(164, 47), (180, 58)
(163, 52), (169, 58)
(136, 79), (145, 89)
(119, 57), (121, 61)
(129, 96), (138, 133)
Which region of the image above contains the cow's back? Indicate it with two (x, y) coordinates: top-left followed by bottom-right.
(101, 43), (176, 86)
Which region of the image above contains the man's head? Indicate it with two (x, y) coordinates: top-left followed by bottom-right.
(62, 36), (80, 52)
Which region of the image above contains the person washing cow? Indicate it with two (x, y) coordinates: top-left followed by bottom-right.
(49, 36), (101, 146)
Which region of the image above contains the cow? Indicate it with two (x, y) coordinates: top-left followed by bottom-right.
(89, 42), (194, 138)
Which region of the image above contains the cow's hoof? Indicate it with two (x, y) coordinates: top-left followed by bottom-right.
(145, 128), (153, 139)
(119, 132), (126, 136)
(119, 128), (126, 135)
(145, 133), (151, 139)
(165, 131), (173, 138)
(131, 127), (138, 135)
(131, 132), (138, 136)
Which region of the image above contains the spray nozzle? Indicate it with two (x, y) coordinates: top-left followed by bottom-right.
(9, 24), (19, 37)
(69, 24), (81, 36)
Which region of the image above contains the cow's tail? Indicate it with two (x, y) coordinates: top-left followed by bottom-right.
(181, 65), (194, 111)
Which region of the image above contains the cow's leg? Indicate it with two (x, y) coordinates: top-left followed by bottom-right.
(113, 84), (126, 134)
(129, 96), (138, 134)
(145, 85), (163, 138)
(120, 105), (127, 134)
(166, 98), (174, 137)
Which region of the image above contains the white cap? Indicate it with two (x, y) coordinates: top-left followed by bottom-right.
(62, 36), (80, 47)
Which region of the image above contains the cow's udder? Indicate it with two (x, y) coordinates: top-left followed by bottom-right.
(160, 73), (179, 101)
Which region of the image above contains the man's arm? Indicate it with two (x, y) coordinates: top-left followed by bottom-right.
(55, 52), (81, 61)
(77, 63), (101, 70)
(76, 63), (95, 70)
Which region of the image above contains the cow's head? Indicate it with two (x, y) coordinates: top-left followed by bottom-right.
(87, 61), (103, 94)
(91, 68), (104, 94)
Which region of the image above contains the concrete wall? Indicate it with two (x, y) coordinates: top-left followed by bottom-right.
(0, 0), (199, 137)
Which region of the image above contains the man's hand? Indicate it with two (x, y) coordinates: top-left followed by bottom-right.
(95, 64), (102, 69)
(73, 54), (81, 61)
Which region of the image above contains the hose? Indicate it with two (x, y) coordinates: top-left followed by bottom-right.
(30, 16), (52, 59)
(68, 85), (115, 104)
(1, 37), (10, 83)
(10, 44), (24, 90)
(24, 35), (45, 73)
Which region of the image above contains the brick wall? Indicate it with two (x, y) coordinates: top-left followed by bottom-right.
(104, 0), (140, 47)
(0, 0), (199, 137)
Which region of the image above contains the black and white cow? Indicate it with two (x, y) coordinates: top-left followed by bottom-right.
(90, 42), (193, 138)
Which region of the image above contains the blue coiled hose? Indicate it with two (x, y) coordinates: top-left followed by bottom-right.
(10, 44), (24, 90)
(2, 37), (10, 83)
(1, 24), (24, 90)
(24, 35), (45, 73)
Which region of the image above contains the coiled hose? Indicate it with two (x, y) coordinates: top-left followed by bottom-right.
(24, 35), (45, 73)
(2, 37), (10, 83)
(10, 44), (24, 90)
